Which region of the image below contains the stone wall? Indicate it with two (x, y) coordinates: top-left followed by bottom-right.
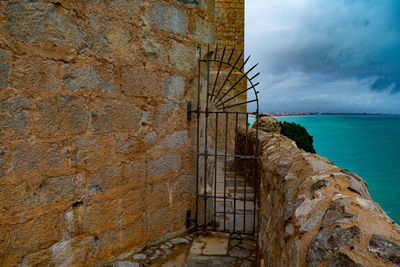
(0, 0), (217, 265)
(237, 121), (400, 266)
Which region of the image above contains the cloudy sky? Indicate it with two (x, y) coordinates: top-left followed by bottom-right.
(245, 0), (400, 113)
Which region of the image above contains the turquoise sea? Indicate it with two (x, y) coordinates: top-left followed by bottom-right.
(275, 115), (400, 223)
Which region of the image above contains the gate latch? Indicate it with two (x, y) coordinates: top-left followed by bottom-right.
(187, 102), (192, 121)
(186, 210), (195, 228)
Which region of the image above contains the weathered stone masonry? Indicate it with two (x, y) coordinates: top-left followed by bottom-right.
(0, 0), (220, 265)
(237, 118), (400, 266)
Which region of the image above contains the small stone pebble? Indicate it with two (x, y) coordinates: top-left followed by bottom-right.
(163, 248), (173, 256)
(160, 244), (169, 250)
(112, 261), (141, 267)
(229, 239), (241, 247)
(150, 250), (161, 261)
(228, 246), (252, 258)
(243, 239), (256, 248)
(164, 242), (173, 248)
(133, 254), (147, 260)
(230, 233), (241, 239)
(238, 259), (254, 267)
(170, 237), (189, 245)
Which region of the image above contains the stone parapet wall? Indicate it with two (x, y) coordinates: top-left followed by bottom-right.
(0, 0), (216, 265)
(237, 124), (400, 266)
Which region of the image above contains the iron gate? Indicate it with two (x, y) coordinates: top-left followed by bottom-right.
(189, 44), (261, 234)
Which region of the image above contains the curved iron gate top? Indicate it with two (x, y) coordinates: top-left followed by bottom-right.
(190, 44), (261, 234)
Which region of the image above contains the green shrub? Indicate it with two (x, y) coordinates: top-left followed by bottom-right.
(279, 121), (316, 153)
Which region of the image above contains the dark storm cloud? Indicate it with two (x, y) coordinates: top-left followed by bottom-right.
(246, 0), (400, 113)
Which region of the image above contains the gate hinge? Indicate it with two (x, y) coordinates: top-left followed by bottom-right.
(187, 102), (192, 121)
(186, 210), (195, 228)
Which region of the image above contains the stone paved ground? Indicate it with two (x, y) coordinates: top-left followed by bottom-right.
(111, 231), (257, 267)
(213, 158), (259, 234)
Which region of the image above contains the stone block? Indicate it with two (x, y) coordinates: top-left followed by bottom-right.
(13, 57), (57, 92)
(121, 161), (146, 188)
(74, 135), (116, 171)
(146, 182), (170, 212)
(148, 153), (180, 177)
(164, 75), (185, 100)
(35, 95), (89, 137)
(34, 175), (75, 206)
(327, 252), (364, 267)
(108, 0), (142, 14)
(175, 0), (205, 9)
(18, 248), (53, 267)
(7, 210), (63, 251)
(284, 197), (304, 222)
(89, 101), (141, 133)
(307, 158), (330, 173)
(368, 234), (400, 264)
(0, 97), (29, 139)
(163, 130), (188, 150)
(348, 176), (367, 198)
(299, 209), (326, 233)
(62, 65), (111, 92)
(172, 174), (195, 202)
(306, 226), (361, 266)
(87, 164), (122, 196)
(95, 220), (146, 261)
(145, 131), (157, 147)
(78, 198), (123, 235)
(50, 236), (96, 266)
(86, 15), (133, 58)
(0, 51), (11, 88)
(148, 204), (186, 241)
(117, 137), (137, 154)
(169, 42), (196, 71)
(151, 99), (179, 126)
(194, 15), (214, 43)
(113, 261), (140, 267)
(321, 202), (357, 228)
(147, 2), (188, 35)
(5, 1), (81, 48)
(120, 189), (147, 226)
(142, 34), (168, 64)
(0, 148), (6, 178)
(184, 255), (236, 267)
(13, 141), (68, 177)
(289, 238), (299, 267)
(120, 65), (163, 96)
(0, 182), (30, 213)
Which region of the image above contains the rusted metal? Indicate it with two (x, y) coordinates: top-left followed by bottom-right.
(193, 44), (260, 234)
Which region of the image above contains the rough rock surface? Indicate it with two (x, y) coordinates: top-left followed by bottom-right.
(0, 0), (222, 265)
(284, 197), (305, 222)
(321, 202), (357, 227)
(236, 126), (400, 267)
(327, 252), (364, 267)
(306, 226), (361, 266)
(252, 116), (281, 133)
(368, 234), (400, 264)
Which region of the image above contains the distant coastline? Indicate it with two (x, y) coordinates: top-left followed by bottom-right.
(263, 112), (396, 117)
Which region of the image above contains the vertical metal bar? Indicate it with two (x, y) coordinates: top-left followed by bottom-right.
(203, 45), (210, 229)
(210, 46), (225, 101)
(253, 113), (259, 234)
(233, 112), (239, 232)
(195, 45), (202, 228)
(243, 113), (248, 232)
(223, 112), (228, 232)
(213, 113), (218, 231)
